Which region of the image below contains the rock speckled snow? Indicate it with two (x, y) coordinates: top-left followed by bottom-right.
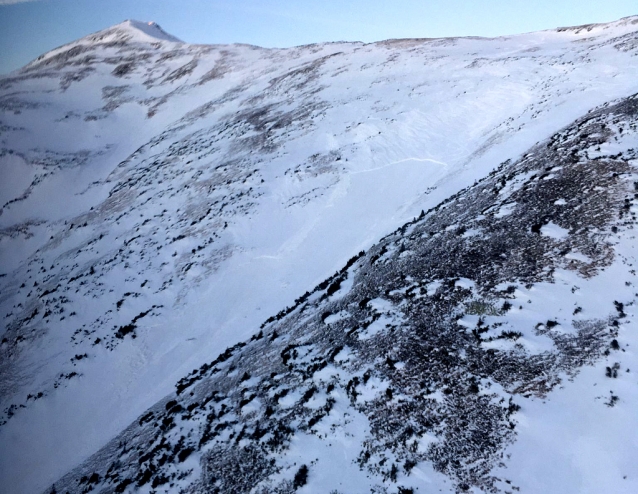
(1, 16), (638, 494)
(48, 93), (638, 493)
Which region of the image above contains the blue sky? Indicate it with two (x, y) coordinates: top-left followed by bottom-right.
(0, 0), (636, 74)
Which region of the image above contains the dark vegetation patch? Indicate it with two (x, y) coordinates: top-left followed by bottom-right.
(47, 96), (638, 493)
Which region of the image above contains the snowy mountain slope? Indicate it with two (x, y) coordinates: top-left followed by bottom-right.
(48, 92), (638, 494)
(1, 16), (638, 493)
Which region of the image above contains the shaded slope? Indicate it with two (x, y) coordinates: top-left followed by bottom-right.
(2, 17), (638, 493)
(49, 94), (638, 493)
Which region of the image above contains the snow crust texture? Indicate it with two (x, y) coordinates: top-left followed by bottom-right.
(49, 94), (638, 494)
(1, 16), (638, 494)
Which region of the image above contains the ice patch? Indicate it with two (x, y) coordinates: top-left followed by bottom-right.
(426, 280), (443, 296)
(323, 311), (349, 325)
(278, 390), (303, 408)
(455, 277), (476, 290)
(359, 314), (395, 340)
(367, 298), (394, 312)
(462, 227), (482, 238)
(495, 202), (517, 218)
(541, 222), (569, 239)
(565, 251), (592, 263)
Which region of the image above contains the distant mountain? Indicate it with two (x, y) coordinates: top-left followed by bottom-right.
(1, 16), (638, 494)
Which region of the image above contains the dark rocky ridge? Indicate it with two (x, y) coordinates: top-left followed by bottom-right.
(47, 94), (638, 493)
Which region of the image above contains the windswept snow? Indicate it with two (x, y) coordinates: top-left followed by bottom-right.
(45, 93), (638, 494)
(0, 16), (638, 494)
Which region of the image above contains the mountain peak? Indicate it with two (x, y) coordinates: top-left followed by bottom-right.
(21, 19), (183, 72)
(79, 19), (183, 45)
(109, 19), (184, 43)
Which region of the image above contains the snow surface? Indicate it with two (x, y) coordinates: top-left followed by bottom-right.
(493, 232), (638, 494)
(1, 16), (638, 494)
(46, 94), (638, 493)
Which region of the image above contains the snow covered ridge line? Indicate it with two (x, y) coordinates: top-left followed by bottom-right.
(21, 20), (183, 72)
(49, 94), (638, 494)
(16, 13), (638, 75)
